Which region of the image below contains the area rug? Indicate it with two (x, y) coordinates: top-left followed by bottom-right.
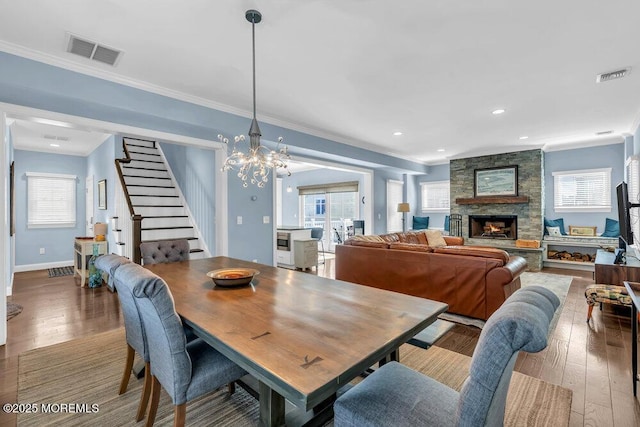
(438, 271), (573, 330)
(18, 328), (572, 426)
(7, 302), (23, 320)
(47, 266), (75, 278)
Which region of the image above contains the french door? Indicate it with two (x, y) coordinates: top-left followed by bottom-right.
(301, 191), (358, 252)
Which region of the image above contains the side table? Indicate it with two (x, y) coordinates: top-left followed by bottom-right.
(623, 281), (640, 396)
(74, 238), (107, 287)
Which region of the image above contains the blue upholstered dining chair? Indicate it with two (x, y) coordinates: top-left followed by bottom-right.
(96, 254), (155, 422)
(139, 239), (190, 265)
(126, 262), (248, 427)
(334, 286), (560, 427)
(95, 254), (155, 422)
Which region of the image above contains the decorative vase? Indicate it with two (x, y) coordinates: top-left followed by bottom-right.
(88, 244), (102, 288)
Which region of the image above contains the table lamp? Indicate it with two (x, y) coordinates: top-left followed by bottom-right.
(397, 203), (410, 232)
(94, 222), (108, 241)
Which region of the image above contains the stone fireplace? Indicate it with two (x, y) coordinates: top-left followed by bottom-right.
(449, 149), (544, 270)
(469, 215), (517, 240)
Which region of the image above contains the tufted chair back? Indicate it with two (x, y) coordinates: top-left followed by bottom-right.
(456, 286), (560, 426)
(140, 239), (190, 265)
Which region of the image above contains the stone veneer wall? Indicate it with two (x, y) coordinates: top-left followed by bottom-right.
(450, 149), (544, 270)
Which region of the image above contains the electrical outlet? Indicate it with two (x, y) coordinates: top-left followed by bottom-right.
(263, 216), (270, 224)
(237, 216), (243, 225)
(39, 248), (45, 255)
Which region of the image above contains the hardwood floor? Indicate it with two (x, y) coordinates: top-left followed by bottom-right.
(1, 261), (639, 426)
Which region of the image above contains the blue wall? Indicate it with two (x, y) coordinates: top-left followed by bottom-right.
(87, 135), (117, 252)
(544, 143), (625, 233)
(415, 163), (450, 230)
(13, 150), (86, 266)
(372, 169), (405, 234)
(160, 142), (217, 254)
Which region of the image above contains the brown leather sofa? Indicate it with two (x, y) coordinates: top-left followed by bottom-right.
(335, 231), (527, 320)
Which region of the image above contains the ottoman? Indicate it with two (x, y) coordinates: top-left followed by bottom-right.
(585, 284), (633, 322)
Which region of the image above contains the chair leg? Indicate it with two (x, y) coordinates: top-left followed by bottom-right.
(320, 240), (326, 264)
(119, 344), (135, 394)
(173, 404), (186, 427)
(228, 381), (236, 395)
(136, 362), (152, 421)
(587, 304), (594, 322)
(145, 376), (161, 427)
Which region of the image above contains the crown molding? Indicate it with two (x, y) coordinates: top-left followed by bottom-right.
(0, 41), (429, 167)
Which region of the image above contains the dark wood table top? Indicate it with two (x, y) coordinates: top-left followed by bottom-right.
(146, 256), (448, 410)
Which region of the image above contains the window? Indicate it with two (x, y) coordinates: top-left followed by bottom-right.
(552, 168), (611, 212)
(387, 179), (404, 232)
(420, 180), (450, 212)
(27, 172), (77, 228)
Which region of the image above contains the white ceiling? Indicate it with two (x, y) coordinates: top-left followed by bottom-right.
(1, 1), (640, 164)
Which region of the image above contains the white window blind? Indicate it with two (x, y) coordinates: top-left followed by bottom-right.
(552, 168), (611, 212)
(386, 179), (404, 233)
(420, 180), (450, 212)
(27, 172), (77, 228)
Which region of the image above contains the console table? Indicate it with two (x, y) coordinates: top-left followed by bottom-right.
(74, 238), (107, 287)
(594, 249), (640, 286)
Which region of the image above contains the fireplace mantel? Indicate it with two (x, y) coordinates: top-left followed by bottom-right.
(455, 196), (529, 205)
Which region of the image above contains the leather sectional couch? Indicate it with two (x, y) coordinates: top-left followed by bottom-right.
(335, 230), (527, 320)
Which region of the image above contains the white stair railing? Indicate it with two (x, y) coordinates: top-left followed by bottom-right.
(113, 179), (133, 260)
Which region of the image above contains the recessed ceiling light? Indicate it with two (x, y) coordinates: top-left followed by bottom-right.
(437, 148), (445, 152)
(492, 109), (505, 115)
(393, 131), (403, 136)
(519, 136), (529, 140)
(49, 143), (60, 147)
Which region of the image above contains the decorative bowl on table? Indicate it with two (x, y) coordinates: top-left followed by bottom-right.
(206, 268), (260, 287)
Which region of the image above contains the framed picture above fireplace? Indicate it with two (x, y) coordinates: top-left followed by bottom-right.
(474, 165), (518, 197)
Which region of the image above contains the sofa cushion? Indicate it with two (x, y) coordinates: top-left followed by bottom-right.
(389, 243), (434, 252)
(425, 230), (448, 247)
(379, 233), (401, 243)
(350, 234), (385, 243)
(348, 240), (390, 249)
(413, 231), (429, 245)
(434, 246), (510, 265)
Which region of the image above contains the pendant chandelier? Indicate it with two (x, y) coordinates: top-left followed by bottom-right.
(220, 9), (290, 188)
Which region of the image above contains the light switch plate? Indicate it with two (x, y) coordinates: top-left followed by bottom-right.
(263, 216), (270, 224)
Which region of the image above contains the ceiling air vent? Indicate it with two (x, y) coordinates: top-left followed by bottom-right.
(595, 130), (613, 136)
(66, 34), (123, 66)
(596, 67), (631, 83)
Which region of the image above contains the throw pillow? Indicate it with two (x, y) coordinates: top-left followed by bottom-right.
(601, 218), (620, 237)
(425, 229), (447, 247)
(546, 226), (562, 236)
(444, 215), (450, 232)
(413, 216), (429, 230)
(544, 218), (566, 235)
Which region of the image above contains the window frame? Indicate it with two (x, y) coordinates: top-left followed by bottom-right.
(552, 168), (612, 213)
(420, 180), (451, 213)
(27, 172), (77, 228)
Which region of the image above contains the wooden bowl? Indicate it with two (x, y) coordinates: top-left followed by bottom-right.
(206, 268), (259, 287)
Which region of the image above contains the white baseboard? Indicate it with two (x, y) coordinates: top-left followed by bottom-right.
(14, 260), (74, 273)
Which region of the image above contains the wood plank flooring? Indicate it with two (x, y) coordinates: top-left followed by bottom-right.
(1, 261), (639, 426)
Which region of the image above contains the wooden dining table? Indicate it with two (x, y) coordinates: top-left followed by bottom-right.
(145, 256), (448, 426)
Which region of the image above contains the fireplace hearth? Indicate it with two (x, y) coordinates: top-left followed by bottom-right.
(469, 215), (517, 240)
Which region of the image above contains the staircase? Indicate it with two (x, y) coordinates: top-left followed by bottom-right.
(113, 137), (207, 261)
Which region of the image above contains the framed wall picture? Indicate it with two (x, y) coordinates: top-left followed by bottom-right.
(474, 165), (518, 197)
(98, 179), (107, 210)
